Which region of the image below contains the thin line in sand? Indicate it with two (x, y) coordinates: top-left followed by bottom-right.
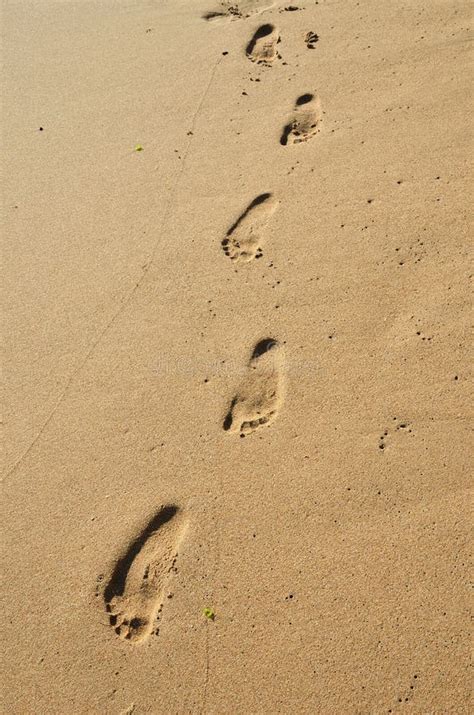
(4, 57), (222, 482)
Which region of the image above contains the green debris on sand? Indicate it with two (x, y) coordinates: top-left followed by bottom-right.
(203, 607), (215, 621)
(134, 144), (143, 152)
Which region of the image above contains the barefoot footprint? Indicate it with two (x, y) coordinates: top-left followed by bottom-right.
(246, 24), (280, 64)
(280, 93), (322, 146)
(104, 505), (187, 643)
(221, 193), (279, 263)
(203, 1), (276, 22)
(223, 338), (285, 435)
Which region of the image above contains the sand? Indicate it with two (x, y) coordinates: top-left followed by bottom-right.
(2, 0), (472, 712)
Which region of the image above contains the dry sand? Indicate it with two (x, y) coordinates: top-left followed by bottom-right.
(2, 0), (472, 712)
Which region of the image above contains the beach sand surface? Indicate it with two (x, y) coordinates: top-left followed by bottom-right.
(2, 0), (471, 712)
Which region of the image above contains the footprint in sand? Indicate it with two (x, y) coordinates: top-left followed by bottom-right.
(104, 505), (187, 643)
(223, 338), (285, 436)
(203, 1), (275, 22)
(304, 31), (319, 49)
(280, 93), (322, 146)
(221, 193), (278, 263)
(246, 24), (280, 64)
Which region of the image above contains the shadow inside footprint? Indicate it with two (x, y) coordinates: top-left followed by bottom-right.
(223, 397), (237, 431)
(202, 10), (226, 19)
(295, 92), (314, 106)
(252, 337), (278, 358)
(280, 122), (295, 146)
(104, 506), (178, 603)
(225, 192), (272, 237)
(280, 122), (293, 146)
(246, 23), (274, 55)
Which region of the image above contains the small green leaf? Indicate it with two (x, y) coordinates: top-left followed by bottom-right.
(134, 144), (144, 152)
(203, 607), (215, 620)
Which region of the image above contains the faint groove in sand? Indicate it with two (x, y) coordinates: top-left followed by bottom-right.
(4, 56), (223, 481)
